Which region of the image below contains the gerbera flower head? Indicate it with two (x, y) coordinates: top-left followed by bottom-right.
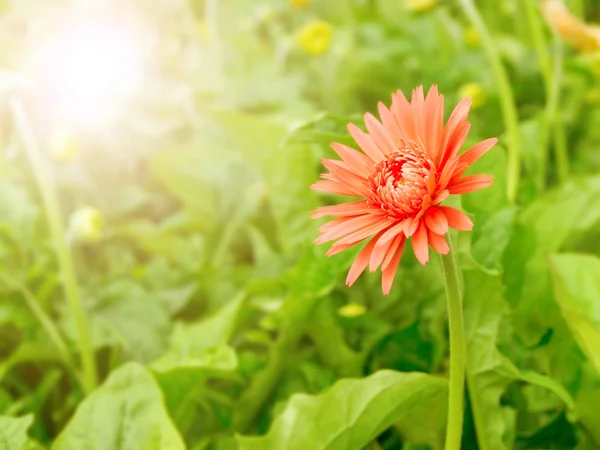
(311, 85), (496, 295)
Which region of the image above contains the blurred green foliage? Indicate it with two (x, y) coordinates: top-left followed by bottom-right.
(1, 0), (600, 449)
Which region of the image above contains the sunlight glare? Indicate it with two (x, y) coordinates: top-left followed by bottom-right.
(29, 17), (148, 126)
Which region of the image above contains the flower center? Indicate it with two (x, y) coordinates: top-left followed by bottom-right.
(367, 146), (435, 219)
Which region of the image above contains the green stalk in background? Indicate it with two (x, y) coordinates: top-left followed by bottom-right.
(0, 273), (80, 386)
(440, 238), (466, 450)
(234, 295), (319, 432)
(458, 0), (520, 204)
(9, 97), (98, 393)
(522, 0), (569, 186)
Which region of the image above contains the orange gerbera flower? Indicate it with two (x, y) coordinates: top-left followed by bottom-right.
(312, 85), (496, 294)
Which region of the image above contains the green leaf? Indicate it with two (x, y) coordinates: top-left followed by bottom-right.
(237, 370), (447, 450)
(522, 175), (600, 251)
(209, 110), (288, 173)
(463, 269), (518, 450)
(151, 293), (244, 373)
(0, 415), (33, 450)
(550, 253), (600, 373)
(63, 281), (171, 362)
(53, 362), (185, 450)
(470, 206), (516, 273)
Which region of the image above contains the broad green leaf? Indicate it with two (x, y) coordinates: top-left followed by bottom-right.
(53, 362), (185, 450)
(61, 281), (171, 362)
(237, 371), (447, 450)
(151, 293), (244, 373)
(151, 296), (243, 435)
(470, 206), (516, 273)
(550, 253), (600, 373)
(576, 388), (600, 446)
(463, 269), (518, 450)
(0, 415), (33, 450)
(522, 175), (600, 251)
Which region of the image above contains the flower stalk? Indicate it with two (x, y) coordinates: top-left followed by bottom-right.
(441, 237), (465, 450)
(10, 96), (97, 393)
(457, 0), (520, 204)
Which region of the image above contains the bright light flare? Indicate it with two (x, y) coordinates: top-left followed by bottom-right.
(24, 15), (150, 127)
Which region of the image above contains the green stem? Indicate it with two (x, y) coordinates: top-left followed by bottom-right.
(0, 273), (80, 385)
(523, 1), (569, 186)
(458, 0), (520, 204)
(549, 37), (569, 183)
(441, 237), (465, 450)
(522, 0), (552, 190)
(10, 97), (97, 393)
(234, 295), (319, 432)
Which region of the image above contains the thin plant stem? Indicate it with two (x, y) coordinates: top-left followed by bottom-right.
(441, 237), (465, 450)
(9, 96), (97, 393)
(458, 0), (520, 204)
(0, 273), (81, 385)
(549, 37), (569, 183)
(523, 1), (569, 187)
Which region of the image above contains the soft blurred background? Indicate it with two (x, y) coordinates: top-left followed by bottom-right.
(2, 0), (600, 449)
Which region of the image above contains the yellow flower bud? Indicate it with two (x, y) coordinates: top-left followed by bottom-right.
(338, 303), (367, 318)
(291, 0), (310, 8)
(458, 83), (486, 109)
(68, 207), (104, 243)
(464, 26), (481, 48)
(50, 129), (78, 163)
(404, 0), (437, 12)
(297, 20), (333, 56)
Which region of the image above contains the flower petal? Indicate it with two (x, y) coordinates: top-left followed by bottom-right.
(411, 221), (429, 264)
(311, 180), (357, 196)
(427, 229), (450, 254)
(459, 137), (498, 167)
(334, 216), (394, 246)
(382, 234), (406, 270)
(315, 214), (382, 244)
(347, 123), (385, 162)
(448, 174), (494, 194)
(346, 236), (379, 286)
(331, 142), (373, 177)
(364, 113), (396, 155)
(438, 98), (471, 167)
(377, 102), (403, 146)
(439, 206), (473, 231)
(432, 190), (449, 204)
(381, 238), (405, 295)
(404, 216), (419, 237)
(311, 201), (372, 219)
(423, 85), (444, 160)
(424, 207), (449, 235)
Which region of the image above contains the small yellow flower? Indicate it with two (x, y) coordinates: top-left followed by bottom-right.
(50, 129), (78, 163)
(69, 207), (104, 243)
(458, 83), (486, 109)
(291, 0), (310, 7)
(297, 20), (333, 56)
(464, 26), (481, 48)
(338, 303), (367, 318)
(404, 0), (437, 12)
